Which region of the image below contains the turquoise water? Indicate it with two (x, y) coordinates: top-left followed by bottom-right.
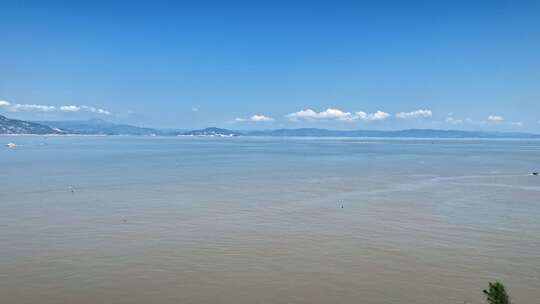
(1, 136), (539, 304)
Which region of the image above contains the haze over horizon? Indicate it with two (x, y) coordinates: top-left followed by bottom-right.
(1, 1), (539, 131)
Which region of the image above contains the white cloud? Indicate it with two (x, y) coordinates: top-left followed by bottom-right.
(445, 117), (492, 126)
(59, 105), (111, 115)
(80, 106), (111, 115)
(510, 122), (524, 127)
(396, 109), (433, 119)
(355, 110), (390, 121)
(286, 108), (390, 122)
(12, 104), (56, 112)
(445, 117), (463, 125)
(0, 100), (110, 115)
(250, 114), (274, 122)
(286, 108), (355, 122)
(233, 114), (274, 123)
(445, 116), (520, 127)
(487, 115), (504, 123)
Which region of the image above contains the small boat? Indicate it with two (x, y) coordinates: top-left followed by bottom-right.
(6, 143), (17, 148)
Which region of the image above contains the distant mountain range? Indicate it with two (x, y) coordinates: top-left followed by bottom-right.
(2, 114), (540, 138)
(180, 127), (242, 137)
(0, 115), (63, 135)
(245, 128), (540, 138)
(34, 118), (159, 136)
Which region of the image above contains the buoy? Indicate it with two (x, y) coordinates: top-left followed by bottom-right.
(533, 172), (539, 176)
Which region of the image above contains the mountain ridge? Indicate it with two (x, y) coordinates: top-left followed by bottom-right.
(0, 114), (64, 135)
(2, 115), (539, 138)
(244, 128), (540, 138)
(33, 119), (159, 135)
(180, 127), (242, 137)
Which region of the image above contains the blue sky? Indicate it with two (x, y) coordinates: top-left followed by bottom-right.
(1, 0), (539, 131)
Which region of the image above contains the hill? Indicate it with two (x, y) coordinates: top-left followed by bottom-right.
(180, 127), (242, 137)
(0, 114), (63, 135)
(35, 119), (159, 135)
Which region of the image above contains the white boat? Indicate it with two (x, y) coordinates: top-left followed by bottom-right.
(6, 143), (17, 148)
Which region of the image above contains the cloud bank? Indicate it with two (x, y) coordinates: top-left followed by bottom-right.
(487, 115), (504, 123)
(445, 117), (463, 125)
(233, 114), (274, 123)
(510, 121), (524, 127)
(355, 110), (390, 121)
(396, 109), (433, 119)
(443, 115), (524, 128)
(286, 108), (390, 122)
(0, 100), (111, 115)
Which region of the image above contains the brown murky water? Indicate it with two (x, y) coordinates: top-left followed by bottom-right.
(1, 137), (539, 303)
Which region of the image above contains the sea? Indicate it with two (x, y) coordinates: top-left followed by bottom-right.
(1, 136), (539, 304)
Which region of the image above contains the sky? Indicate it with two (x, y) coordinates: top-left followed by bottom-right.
(1, 0), (539, 131)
